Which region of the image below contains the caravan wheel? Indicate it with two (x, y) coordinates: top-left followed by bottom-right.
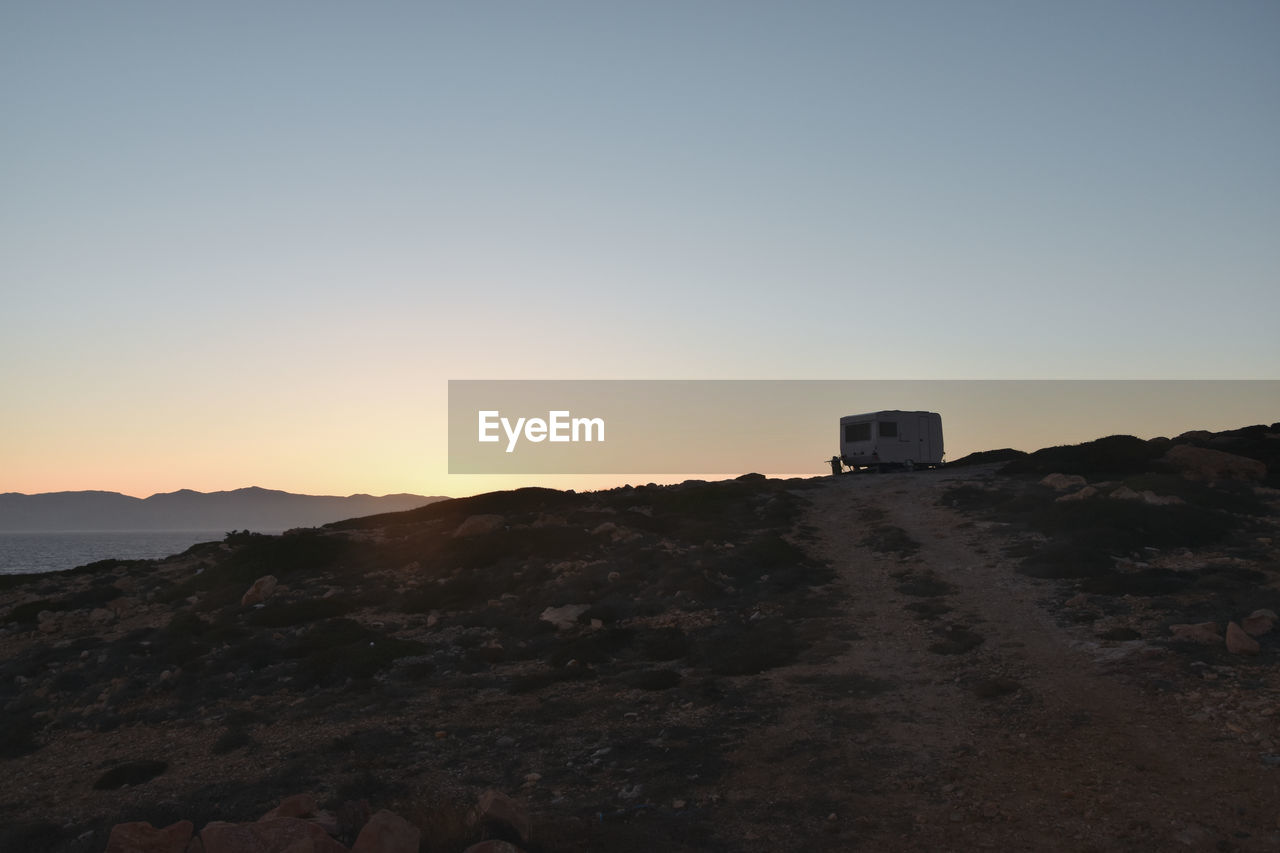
(904, 459), (915, 472)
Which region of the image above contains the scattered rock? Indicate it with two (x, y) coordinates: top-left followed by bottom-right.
(261, 793), (318, 821)
(1170, 623), (1221, 645)
(201, 817), (332, 853)
(539, 604), (590, 631)
(1055, 486), (1098, 503)
(351, 809), (420, 853)
(1241, 609), (1276, 637)
(461, 842), (523, 853)
(1141, 490), (1184, 506)
(454, 514), (505, 537)
(277, 836), (347, 852)
(104, 819), (193, 853)
(1226, 622), (1260, 655)
(241, 575), (278, 607)
(1161, 445), (1266, 483)
(473, 790), (531, 845)
(1109, 486), (1142, 501)
(90, 607), (116, 625)
(1040, 473), (1087, 491)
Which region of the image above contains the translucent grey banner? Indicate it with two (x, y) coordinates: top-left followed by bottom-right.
(447, 380), (1279, 475)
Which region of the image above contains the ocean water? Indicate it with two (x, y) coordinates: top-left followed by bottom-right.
(0, 531), (230, 575)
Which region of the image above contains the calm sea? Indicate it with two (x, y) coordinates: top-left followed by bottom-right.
(0, 531), (232, 575)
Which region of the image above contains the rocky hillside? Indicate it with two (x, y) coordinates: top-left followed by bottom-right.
(1, 424), (1277, 852)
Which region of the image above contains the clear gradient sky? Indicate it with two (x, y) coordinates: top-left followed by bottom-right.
(3, 2), (1278, 499)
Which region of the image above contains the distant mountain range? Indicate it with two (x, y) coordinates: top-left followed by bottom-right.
(0, 487), (449, 532)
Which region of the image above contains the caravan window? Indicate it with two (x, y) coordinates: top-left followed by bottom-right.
(845, 422), (871, 442)
(878, 421), (898, 438)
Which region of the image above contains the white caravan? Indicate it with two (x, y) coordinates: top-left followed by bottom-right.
(839, 410), (944, 471)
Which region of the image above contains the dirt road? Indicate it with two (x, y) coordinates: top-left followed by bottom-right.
(723, 465), (1280, 851)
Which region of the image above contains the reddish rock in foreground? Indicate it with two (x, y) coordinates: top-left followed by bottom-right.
(104, 819), (194, 853)
(1226, 621), (1261, 655)
(201, 817), (332, 853)
(350, 809), (420, 853)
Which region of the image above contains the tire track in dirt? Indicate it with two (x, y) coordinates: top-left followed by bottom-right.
(721, 465), (1280, 851)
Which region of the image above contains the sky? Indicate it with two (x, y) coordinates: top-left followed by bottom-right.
(2, 1), (1278, 499)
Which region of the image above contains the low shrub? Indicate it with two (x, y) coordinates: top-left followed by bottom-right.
(696, 617), (804, 675)
(93, 759), (168, 790)
(248, 597), (354, 627)
(1002, 434), (1163, 479)
(287, 619), (426, 688)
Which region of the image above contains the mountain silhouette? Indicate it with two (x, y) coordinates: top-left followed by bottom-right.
(0, 487), (447, 532)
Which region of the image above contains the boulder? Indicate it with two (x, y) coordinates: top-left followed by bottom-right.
(462, 843), (523, 853)
(1141, 490), (1184, 506)
(201, 817), (331, 853)
(1226, 622), (1261, 655)
(350, 810), (419, 853)
(1108, 486), (1142, 501)
(105, 820), (194, 853)
(279, 839), (348, 853)
(1170, 623), (1221, 645)
(539, 604), (590, 631)
(1161, 445), (1266, 483)
(1040, 473), (1087, 491)
(473, 790), (531, 845)
(1055, 486), (1098, 503)
(454, 514), (505, 537)
(1241, 609), (1277, 637)
(241, 575), (278, 607)
(261, 793), (318, 821)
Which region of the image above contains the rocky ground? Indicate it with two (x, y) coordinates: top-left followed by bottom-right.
(1, 425), (1278, 852)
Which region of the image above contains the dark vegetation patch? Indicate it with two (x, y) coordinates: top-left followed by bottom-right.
(894, 570), (953, 598)
(547, 628), (635, 667)
(696, 616), (806, 676)
(971, 677), (1021, 699)
(211, 727), (254, 755)
(788, 671), (895, 699)
(0, 821), (76, 853)
(3, 581), (119, 625)
(941, 483), (1022, 512)
(93, 759), (168, 790)
(0, 712), (42, 759)
(1078, 569), (1193, 597)
(507, 665), (597, 695)
(248, 597), (354, 627)
(905, 600), (953, 620)
(285, 619), (427, 688)
(159, 530), (351, 605)
(862, 524), (920, 557)
(928, 625), (985, 655)
(947, 448), (1028, 467)
(637, 627), (691, 661)
(618, 668), (682, 690)
(1016, 500), (1238, 579)
(1119, 473), (1268, 516)
(1001, 434), (1165, 479)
